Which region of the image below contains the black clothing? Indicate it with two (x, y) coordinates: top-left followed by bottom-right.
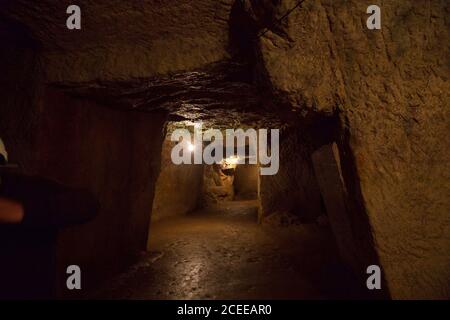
(0, 173), (99, 299)
(0, 173), (99, 228)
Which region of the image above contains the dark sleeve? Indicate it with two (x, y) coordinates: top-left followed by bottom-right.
(0, 173), (99, 228)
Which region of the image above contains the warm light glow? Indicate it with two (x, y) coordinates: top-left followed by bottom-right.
(187, 142), (195, 152)
(220, 155), (239, 169)
(226, 155), (239, 165)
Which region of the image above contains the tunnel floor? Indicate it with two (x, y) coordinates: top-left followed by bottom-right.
(92, 201), (366, 299)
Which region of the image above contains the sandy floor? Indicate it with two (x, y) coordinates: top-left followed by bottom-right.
(93, 201), (366, 299)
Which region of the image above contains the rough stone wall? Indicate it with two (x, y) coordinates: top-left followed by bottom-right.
(36, 88), (166, 297)
(201, 165), (235, 205)
(260, 129), (325, 222)
(233, 164), (259, 200)
(250, 0), (450, 299)
(150, 138), (204, 224)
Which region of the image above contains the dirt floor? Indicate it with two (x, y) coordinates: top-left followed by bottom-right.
(92, 201), (367, 299)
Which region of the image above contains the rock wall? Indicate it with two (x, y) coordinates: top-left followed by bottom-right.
(201, 165), (235, 205)
(150, 138), (204, 224)
(249, 0), (450, 299)
(36, 88), (166, 297)
(260, 129), (325, 223)
(233, 164), (259, 200)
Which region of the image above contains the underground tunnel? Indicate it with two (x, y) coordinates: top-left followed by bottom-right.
(0, 0), (449, 302)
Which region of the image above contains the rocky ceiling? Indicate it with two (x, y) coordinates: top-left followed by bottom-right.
(54, 60), (289, 131)
(2, 0), (232, 53)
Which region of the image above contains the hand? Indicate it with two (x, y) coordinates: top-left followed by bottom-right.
(0, 197), (24, 224)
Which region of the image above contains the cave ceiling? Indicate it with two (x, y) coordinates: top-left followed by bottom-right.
(1, 0), (292, 130)
(54, 61), (289, 131)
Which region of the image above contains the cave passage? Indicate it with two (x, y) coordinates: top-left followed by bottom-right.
(0, 3), (381, 300)
(91, 124), (367, 299)
(1, 0), (448, 301)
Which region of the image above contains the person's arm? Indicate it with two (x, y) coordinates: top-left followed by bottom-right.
(0, 197), (24, 224)
(1, 173), (99, 228)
